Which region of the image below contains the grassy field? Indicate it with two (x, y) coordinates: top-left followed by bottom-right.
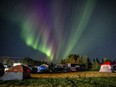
(30, 71), (116, 78)
(0, 71), (116, 87)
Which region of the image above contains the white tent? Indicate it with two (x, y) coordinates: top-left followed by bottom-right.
(99, 62), (116, 72)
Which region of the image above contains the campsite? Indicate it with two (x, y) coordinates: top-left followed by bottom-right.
(0, 62), (116, 87)
(0, 57), (116, 87)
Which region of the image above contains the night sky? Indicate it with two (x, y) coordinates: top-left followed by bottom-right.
(0, 0), (116, 62)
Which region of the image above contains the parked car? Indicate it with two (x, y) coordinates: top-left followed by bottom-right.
(53, 64), (70, 73)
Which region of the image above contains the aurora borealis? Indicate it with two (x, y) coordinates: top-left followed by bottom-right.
(0, 0), (116, 62)
(20, 0), (96, 61)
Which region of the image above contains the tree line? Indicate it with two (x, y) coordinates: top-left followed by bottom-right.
(60, 54), (115, 70)
(0, 56), (44, 67)
(0, 55), (115, 71)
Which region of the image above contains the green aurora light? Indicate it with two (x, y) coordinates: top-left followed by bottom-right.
(19, 0), (96, 61)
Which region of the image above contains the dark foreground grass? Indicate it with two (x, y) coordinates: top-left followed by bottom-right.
(0, 77), (116, 87)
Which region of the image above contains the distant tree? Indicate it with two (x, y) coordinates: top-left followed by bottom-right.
(8, 59), (15, 66)
(88, 58), (92, 70)
(73, 54), (79, 63)
(81, 56), (92, 70)
(20, 57), (34, 65)
(96, 58), (100, 64)
(101, 58), (104, 64)
(60, 59), (66, 64)
(91, 58), (100, 71)
(91, 59), (95, 70)
(2, 57), (15, 66)
(66, 54), (80, 64)
(66, 54), (73, 63)
(20, 57), (44, 66)
(93, 59), (95, 62)
(103, 58), (111, 62)
(81, 56), (88, 70)
(33, 60), (43, 66)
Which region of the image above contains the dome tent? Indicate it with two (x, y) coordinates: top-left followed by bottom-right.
(99, 62), (116, 72)
(1, 65), (30, 80)
(37, 64), (49, 73)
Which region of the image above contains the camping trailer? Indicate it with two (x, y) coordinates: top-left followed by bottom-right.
(67, 63), (80, 71)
